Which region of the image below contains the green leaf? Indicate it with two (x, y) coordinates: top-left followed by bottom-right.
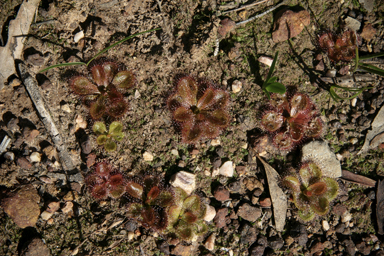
(96, 135), (108, 145)
(109, 121), (123, 136)
(104, 139), (117, 152)
(113, 132), (124, 141)
(265, 76), (278, 84)
(322, 177), (339, 201)
(265, 82), (286, 94)
(38, 62), (86, 73)
(283, 176), (301, 193)
(298, 209), (315, 221)
(93, 121), (107, 135)
(265, 51), (279, 84)
(86, 28), (161, 66)
(357, 52), (384, 60)
(358, 62), (384, 77)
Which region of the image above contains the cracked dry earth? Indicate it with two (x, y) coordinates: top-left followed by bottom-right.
(1, 0), (384, 255)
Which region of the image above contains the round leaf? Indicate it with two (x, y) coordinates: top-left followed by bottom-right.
(109, 121), (123, 136)
(104, 139), (117, 152)
(112, 70), (136, 89)
(93, 121), (107, 135)
(96, 135), (107, 145)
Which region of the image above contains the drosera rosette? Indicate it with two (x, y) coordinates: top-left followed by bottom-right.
(167, 75), (230, 144)
(282, 161), (339, 221)
(166, 187), (208, 242)
(317, 29), (360, 63)
(93, 121), (124, 152)
(259, 92), (324, 152)
(69, 58), (136, 120)
(125, 175), (175, 232)
(85, 161), (127, 200)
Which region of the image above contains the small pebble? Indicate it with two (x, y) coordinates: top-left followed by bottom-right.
(204, 234), (215, 251)
(341, 212), (352, 223)
(74, 30), (84, 43)
(127, 231), (135, 241)
(143, 151), (154, 161)
(62, 201), (74, 216)
(4, 152), (15, 161)
(134, 90), (141, 99)
(326, 69), (337, 77)
(9, 77), (22, 87)
(171, 149), (179, 156)
(232, 80), (242, 93)
(219, 161), (234, 177)
(40, 211), (53, 221)
(204, 205), (216, 222)
(170, 171), (196, 195)
(322, 220), (330, 231)
(30, 152), (41, 163)
(351, 98), (357, 107)
(211, 139), (220, 146)
(61, 104), (71, 113)
(349, 138), (358, 145)
(75, 115), (87, 130)
(258, 56), (273, 67)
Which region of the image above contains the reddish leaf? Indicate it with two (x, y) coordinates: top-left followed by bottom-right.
(196, 88), (215, 109)
(183, 211), (198, 224)
(176, 76), (198, 106)
(91, 184), (108, 200)
(307, 182), (327, 196)
(90, 62), (117, 86)
(183, 123), (203, 143)
(89, 96), (107, 120)
(310, 197), (329, 215)
(146, 186), (160, 204)
(261, 110), (283, 132)
(70, 76), (99, 95)
(95, 162), (111, 178)
(112, 70), (136, 89)
(272, 132), (294, 151)
(290, 93), (310, 117)
(173, 106), (194, 122)
(203, 109), (229, 127)
(107, 99), (128, 118)
(126, 181), (143, 199)
(306, 117), (323, 138)
(109, 173), (124, 187)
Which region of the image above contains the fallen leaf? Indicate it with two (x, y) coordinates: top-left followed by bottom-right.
(0, 0), (41, 89)
(257, 156), (287, 231)
(377, 180), (384, 235)
(359, 104), (384, 154)
(341, 170), (376, 187)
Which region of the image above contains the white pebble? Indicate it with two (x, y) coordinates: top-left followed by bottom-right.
(258, 56), (273, 67)
(322, 220), (330, 231)
(351, 98), (357, 107)
(211, 139), (220, 146)
(134, 90), (141, 99)
(219, 161), (234, 177)
(143, 152), (154, 161)
(75, 115), (87, 130)
(40, 211), (53, 221)
(204, 234), (215, 251)
(171, 149), (179, 156)
(30, 152), (41, 163)
(204, 204), (216, 222)
(170, 171), (196, 195)
(341, 212), (352, 223)
(241, 142), (248, 149)
(61, 104), (71, 113)
(127, 231), (135, 241)
(74, 30), (84, 43)
(349, 138), (358, 145)
(232, 80), (242, 93)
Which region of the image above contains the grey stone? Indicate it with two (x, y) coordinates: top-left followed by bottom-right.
(301, 140), (342, 178)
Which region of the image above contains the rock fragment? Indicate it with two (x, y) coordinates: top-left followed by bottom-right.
(19, 237), (51, 256)
(219, 161), (234, 177)
(1, 185), (40, 228)
(204, 204), (216, 222)
(204, 234), (215, 251)
(214, 186), (230, 201)
(170, 171), (196, 195)
(272, 9), (310, 43)
(237, 203), (262, 222)
(143, 151), (154, 161)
